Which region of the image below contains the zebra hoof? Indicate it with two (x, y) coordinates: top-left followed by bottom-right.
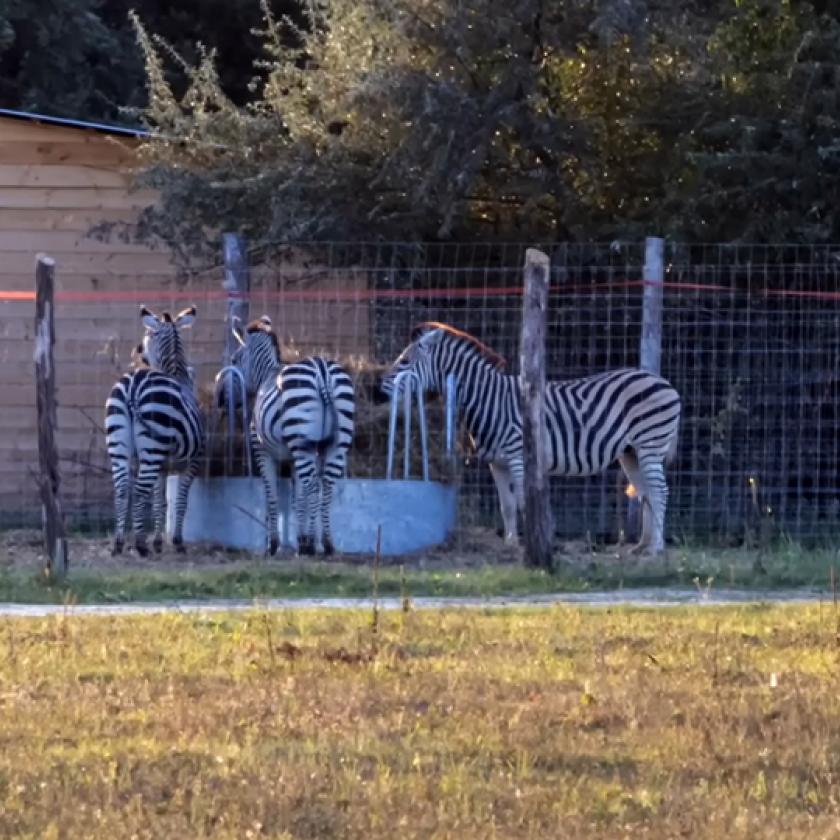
(297, 536), (316, 556)
(152, 537), (163, 554)
(322, 538), (335, 557)
(267, 538), (279, 557)
(111, 541), (124, 557)
(135, 542), (150, 558)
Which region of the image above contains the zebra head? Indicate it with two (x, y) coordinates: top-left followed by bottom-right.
(379, 323), (452, 399)
(229, 314), (281, 399)
(381, 322), (507, 399)
(140, 305), (196, 384)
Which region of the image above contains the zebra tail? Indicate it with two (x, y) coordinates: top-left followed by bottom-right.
(317, 369), (339, 443)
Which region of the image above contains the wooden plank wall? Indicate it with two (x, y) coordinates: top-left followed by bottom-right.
(0, 117), (371, 528)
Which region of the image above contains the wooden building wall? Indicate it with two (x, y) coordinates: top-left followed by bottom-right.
(0, 115), (371, 527)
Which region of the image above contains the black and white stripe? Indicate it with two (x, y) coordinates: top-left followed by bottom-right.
(381, 322), (681, 554)
(230, 316), (355, 556)
(105, 306), (205, 556)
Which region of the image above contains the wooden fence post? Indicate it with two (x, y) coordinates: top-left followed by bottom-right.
(34, 254), (68, 579)
(222, 233), (251, 364)
(222, 233), (251, 472)
(520, 248), (554, 571)
(626, 236), (666, 541)
(640, 236), (665, 375)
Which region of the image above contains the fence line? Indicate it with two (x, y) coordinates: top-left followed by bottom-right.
(0, 238), (837, 547)
(8, 279), (840, 304)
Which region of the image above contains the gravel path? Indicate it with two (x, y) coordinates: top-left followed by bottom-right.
(0, 587), (827, 618)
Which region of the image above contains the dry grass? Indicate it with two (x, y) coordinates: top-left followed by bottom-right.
(2, 604), (840, 838)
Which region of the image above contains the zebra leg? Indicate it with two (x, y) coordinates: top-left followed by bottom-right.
(171, 458), (201, 554)
(636, 453), (668, 555)
(109, 460), (131, 556)
(490, 462), (519, 546)
(292, 456), (318, 556)
(106, 394), (133, 556)
(254, 441), (281, 556)
(619, 451), (654, 553)
(151, 472), (166, 554)
(131, 460), (161, 557)
(321, 480), (335, 556)
(320, 451), (345, 556)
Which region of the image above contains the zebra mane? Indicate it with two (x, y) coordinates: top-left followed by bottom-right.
(245, 317), (282, 359)
(411, 322), (507, 370)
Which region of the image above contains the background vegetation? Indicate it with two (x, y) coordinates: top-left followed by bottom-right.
(3, 1), (839, 266)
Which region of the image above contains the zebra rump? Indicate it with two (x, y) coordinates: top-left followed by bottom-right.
(230, 316), (355, 556)
(105, 306), (205, 556)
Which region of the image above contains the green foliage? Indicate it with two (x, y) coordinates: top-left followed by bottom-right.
(0, 537), (834, 604)
(0, 0), (293, 122)
(131, 0), (717, 264)
(0, 0), (138, 121)
(672, 1), (840, 241)
(7, 0), (840, 253)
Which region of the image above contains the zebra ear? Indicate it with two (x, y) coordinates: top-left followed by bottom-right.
(140, 305), (159, 331)
(259, 315), (272, 330)
(174, 306), (196, 329)
(417, 327), (444, 347)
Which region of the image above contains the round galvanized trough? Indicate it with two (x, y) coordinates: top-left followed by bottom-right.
(165, 476), (456, 555)
(166, 366), (459, 555)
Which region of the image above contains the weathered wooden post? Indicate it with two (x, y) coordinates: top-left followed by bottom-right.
(34, 254), (68, 579)
(640, 237), (664, 375)
(520, 248), (554, 571)
(629, 236), (666, 541)
(222, 233), (251, 473)
(222, 233), (251, 364)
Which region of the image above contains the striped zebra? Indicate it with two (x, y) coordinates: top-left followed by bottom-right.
(230, 316), (355, 556)
(105, 306), (205, 556)
(381, 322), (681, 555)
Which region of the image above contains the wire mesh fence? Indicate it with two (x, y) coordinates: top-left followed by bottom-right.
(2, 239), (838, 548)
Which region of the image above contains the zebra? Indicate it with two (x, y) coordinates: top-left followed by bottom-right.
(105, 306), (205, 556)
(229, 316), (355, 556)
(380, 322), (681, 555)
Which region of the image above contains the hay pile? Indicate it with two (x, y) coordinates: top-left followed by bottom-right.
(198, 357), (458, 482)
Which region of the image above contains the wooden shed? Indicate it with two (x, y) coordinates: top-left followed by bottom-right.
(0, 109), (370, 528)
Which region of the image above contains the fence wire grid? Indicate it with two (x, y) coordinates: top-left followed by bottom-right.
(2, 239), (839, 548)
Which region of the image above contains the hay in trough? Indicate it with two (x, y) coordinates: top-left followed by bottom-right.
(198, 356), (459, 483)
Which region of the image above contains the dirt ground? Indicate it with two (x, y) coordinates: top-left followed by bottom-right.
(0, 527), (627, 574)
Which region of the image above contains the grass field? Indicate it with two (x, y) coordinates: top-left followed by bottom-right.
(1, 530), (839, 604)
(2, 603), (840, 838)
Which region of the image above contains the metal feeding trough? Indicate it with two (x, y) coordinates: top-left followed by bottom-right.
(165, 369), (459, 555)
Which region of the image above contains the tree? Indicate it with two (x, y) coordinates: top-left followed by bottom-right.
(129, 0), (716, 265)
(668, 0), (840, 242)
(0, 0), (138, 121)
(0, 0), (296, 123)
(121, 0), (840, 261)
